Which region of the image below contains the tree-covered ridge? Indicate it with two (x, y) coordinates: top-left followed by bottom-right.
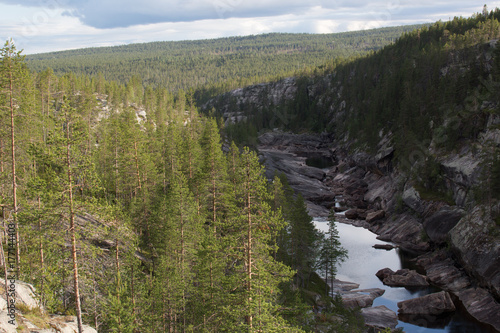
(204, 9), (500, 210)
(25, 26), (423, 99)
(215, 9), (500, 148)
(0, 41), (352, 332)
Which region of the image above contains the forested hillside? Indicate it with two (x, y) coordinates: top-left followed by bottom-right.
(210, 9), (500, 164)
(0, 42), (355, 332)
(25, 26), (423, 102)
(3, 6), (500, 332)
(202, 10), (500, 331)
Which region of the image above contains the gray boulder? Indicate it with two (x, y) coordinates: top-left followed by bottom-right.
(341, 288), (385, 308)
(402, 186), (424, 214)
(361, 305), (398, 330)
(376, 268), (429, 287)
(423, 206), (464, 244)
(366, 210), (385, 223)
(456, 287), (500, 332)
(397, 291), (455, 315)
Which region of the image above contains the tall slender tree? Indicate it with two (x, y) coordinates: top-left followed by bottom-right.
(0, 40), (29, 279)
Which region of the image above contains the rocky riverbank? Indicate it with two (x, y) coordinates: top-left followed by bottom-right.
(258, 130), (500, 332)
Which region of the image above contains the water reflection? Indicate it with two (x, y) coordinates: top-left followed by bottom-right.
(313, 218), (491, 333)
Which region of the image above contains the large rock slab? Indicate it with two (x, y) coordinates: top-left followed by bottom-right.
(416, 251), (471, 292)
(397, 291), (455, 315)
(341, 288), (385, 308)
(371, 213), (430, 253)
(366, 210), (385, 223)
(376, 268), (429, 287)
(344, 208), (366, 220)
(361, 305), (398, 330)
(402, 186), (424, 214)
(456, 287), (500, 332)
(423, 206), (464, 244)
(449, 205), (500, 299)
(364, 175), (396, 211)
(440, 153), (481, 206)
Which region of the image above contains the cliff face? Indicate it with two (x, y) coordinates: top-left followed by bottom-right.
(201, 40), (500, 329)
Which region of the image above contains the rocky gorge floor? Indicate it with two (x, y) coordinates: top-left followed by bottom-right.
(258, 130), (500, 332)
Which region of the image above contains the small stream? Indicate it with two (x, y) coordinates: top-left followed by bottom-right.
(313, 217), (490, 333)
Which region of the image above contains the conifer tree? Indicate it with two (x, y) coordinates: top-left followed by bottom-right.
(225, 147), (295, 332)
(0, 40), (27, 278)
(319, 211), (347, 298)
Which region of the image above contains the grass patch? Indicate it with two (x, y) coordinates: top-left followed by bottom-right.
(17, 303), (50, 329)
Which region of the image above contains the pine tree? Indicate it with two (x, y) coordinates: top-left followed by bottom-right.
(225, 147), (296, 332)
(0, 40), (29, 279)
(318, 211), (347, 298)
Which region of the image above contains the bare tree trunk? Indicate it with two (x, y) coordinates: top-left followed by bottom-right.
(8, 61), (20, 279)
(133, 140), (141, 193)
(0, 139), (4, 198)
(246, 166), (253, 330)
(114, 140), (119, 200)
(115, 238), (122, 332)
(92, 261), (99, 331)
(66, 118), (84, 333)
(38, 197), (45, 304)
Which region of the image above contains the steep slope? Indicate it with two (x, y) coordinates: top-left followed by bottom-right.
(204, 10), (500, 331)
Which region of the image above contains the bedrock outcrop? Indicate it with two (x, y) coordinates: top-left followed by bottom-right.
(257, 130), (500, 331)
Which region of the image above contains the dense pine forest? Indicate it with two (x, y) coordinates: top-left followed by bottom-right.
(2, 7), (500, 333)
(0, 41), (353, 332)
(25, 26), (423, 103)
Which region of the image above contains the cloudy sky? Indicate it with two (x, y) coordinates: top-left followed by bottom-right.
(0, 1), (497, 54)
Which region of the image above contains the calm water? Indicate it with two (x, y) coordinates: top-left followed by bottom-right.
(313, 218), (491, 333)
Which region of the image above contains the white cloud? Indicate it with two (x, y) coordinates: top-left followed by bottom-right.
(0, 2), (499, 54)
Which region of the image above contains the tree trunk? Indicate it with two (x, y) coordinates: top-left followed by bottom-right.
(8, 60), (20, 279)
(246, 165), (253, 330)
(66, 118), (84, 333)
(38, 197), (45, 304)
(133, 140), (141, 193)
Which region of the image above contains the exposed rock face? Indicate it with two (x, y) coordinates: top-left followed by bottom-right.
(416, 250), (471, 292)
(344, 208), (366, 220)
(364, 175), (396, 211)
(440, 153), (481, 207)
(416, 249), (500, 331)
(258, 131), (336, 217)
(376, 268), (429, 287)
(203, 77), (297, 124)
(402, 186), (424, 215)
(397, 291), (455, 315)
(361, 305), (398, 330)
(423, 206), (465, 244)
(341, 288), (385, 309)
(371, 213), (430, 253)
(254, 129), (500, 330)
(366, 210), (385, 223)
(456, 287), (500, 332)
(449, 205), (500, 299)
(0, 281), (97, 333)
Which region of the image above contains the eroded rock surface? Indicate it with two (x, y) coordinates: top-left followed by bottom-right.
(256, 130), (500, 331)
(376, 268), (429, 287)
(397, 291), (455, 315)
(449, 206), (500, 299)
(361, 305), (398, 330)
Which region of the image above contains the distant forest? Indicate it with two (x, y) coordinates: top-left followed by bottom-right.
(25, 26), (424, 102)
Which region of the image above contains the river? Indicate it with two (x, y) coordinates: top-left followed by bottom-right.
(313, 217), (491, 333)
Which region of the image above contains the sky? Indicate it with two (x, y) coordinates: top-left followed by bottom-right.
(0, 1), (497, 54)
